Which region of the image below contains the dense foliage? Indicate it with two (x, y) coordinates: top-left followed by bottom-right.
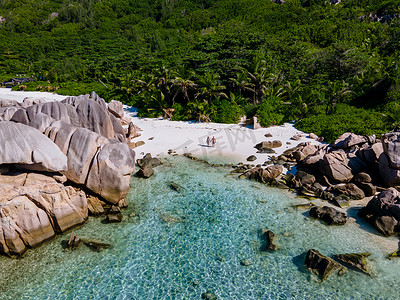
(0, 0), (399, 141)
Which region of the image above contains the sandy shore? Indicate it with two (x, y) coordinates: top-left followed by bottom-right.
(124, 105), (322, 164)
(0, 87), (321, 165)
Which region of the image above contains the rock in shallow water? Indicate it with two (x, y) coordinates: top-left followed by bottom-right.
(334, 253), (372, 275)
(305, 249), (347, 281)
(309, 206), (347, 225)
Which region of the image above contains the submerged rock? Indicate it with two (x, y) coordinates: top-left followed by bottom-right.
(202, 291), (218, 300)
(82, 239), (111, 252)
(66, 232), (82, 250)
(305, 249), (347, 281)
(260, 228), (278, 251)
(334, 253), (372, 275)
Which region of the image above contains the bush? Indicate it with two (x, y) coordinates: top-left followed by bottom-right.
(210, 99), (244, 124)
(296, 104), (391, 142)
(256, 96), (286, 127)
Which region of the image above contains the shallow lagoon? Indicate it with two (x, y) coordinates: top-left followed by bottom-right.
(0, 157), (399, 299)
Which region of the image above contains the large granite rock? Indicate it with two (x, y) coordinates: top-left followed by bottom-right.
(0, 121), (67, 172)
(108, 100), (124, 118)
(322, 151), (354, 182)
(75, 99), (114, 139)
(379, 153), (400, 187)
(0, 173), (88, 256)
(381, 132), (400, 169)
(46, 120), (135, 203)
(86, 143), (135, 203)
(333, 132), (367, 149)
(359, 188), (400, 236)
(26, 101), (80, 127)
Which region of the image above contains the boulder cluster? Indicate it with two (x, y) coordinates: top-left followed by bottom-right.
(0, 92), (136, 256)
(235, 131), (400, 236)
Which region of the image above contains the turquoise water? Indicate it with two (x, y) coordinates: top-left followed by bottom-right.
(0, 157), (399, 299)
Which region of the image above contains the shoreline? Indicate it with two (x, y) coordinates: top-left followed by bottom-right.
(0, 88), (323, 166)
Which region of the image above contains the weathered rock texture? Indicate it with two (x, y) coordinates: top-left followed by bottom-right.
(0, 173), (87, 256)
(0, 121), (67, 172)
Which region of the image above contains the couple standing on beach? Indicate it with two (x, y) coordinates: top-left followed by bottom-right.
(207, 136), (216, 148)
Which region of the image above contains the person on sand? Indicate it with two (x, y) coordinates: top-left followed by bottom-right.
(211, 136), (216, 148)
(206, 136), (210, 147)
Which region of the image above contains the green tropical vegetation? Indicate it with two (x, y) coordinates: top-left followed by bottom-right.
(0, 0), (399, 141)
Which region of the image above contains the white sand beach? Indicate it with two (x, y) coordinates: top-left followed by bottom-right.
(0, 87), (322, 165)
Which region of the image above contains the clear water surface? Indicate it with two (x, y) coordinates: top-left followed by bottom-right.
(0, 157), (399, 299)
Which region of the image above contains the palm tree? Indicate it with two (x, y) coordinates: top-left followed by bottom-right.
(171, 76), (196, 105)
(154, 66), (175, 105)
(325, 80), (353, 115)
(247, 57), (271, 104)
(229, 71), (254, 97)
(195, 72), (227, 104)
(136, 74), (156, 94)
(187, 100), (216, 123)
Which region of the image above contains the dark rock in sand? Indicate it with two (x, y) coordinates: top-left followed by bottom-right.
(247, 155), (257, 162)
(305, 249), (347, 281)
(257, 147), (276, 154)
(291, 134), (302, 141)
(264, 133), (273, 138)
(309, 206), (347, 225)
(334, 253), (372, 275)
(255, 140), (282, 150)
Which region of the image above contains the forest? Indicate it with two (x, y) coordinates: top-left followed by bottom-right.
(0, 0), (399, 141)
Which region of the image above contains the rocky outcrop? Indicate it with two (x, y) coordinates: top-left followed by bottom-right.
(359, 188), (400, 236)
(86, 143), (135, 202)
(0, 93), (136, 256)
(0, 121), (67, 172)
(108, 100), (124, 118)
(0, 173), (88, 256)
